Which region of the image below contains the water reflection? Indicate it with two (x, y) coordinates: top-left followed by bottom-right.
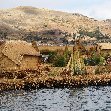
(0, 86), (111, 111)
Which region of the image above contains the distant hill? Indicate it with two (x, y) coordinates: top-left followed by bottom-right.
(0, 6), (111, 43)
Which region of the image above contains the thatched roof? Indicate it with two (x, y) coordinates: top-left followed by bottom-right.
(1, 40), (40, 65)
(97, 43), (111, 50)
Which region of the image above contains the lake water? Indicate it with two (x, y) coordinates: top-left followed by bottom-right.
(0, 86), (111, 111)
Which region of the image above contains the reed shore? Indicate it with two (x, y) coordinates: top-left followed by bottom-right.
(1, 70), (111, 92)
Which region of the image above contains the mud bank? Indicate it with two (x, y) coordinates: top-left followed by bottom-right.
(1, 73), (111, 92)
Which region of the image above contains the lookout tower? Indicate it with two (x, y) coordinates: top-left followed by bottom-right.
(73, 40), (86, 74)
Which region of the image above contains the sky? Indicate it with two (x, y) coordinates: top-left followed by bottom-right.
(0, 0), (111, 20)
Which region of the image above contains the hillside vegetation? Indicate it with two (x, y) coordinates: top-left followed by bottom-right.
(0, 6), (111, 42)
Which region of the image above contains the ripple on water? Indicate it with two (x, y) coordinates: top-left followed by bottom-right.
(0, 86), (111, 111)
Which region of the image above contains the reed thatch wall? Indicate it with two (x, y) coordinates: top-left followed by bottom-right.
(0, 54), (19, 71)
(101, 49), (111, 55)
(0, 54), (40, 71)
(20, 55), (40, 70)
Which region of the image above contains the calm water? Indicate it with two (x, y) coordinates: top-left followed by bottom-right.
(0, 86), (111, 111)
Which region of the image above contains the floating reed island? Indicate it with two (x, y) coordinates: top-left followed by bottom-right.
(1, 68), (111, 92)
(1, 40), (111, 92)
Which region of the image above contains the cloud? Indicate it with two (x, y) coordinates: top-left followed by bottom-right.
(88, 1), (111, 20)
(62, 0), (111, 20)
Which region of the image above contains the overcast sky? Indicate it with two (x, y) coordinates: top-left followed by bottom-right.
(0, 0), (111, 20)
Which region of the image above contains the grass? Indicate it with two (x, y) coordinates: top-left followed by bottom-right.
(48, 67), (64, 76)
(38, 46), (73, 52)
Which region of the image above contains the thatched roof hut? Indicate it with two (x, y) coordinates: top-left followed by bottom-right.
(97, 43), (111, 55)
(97, 43), (111, 50)
(0, 40), (41, 71)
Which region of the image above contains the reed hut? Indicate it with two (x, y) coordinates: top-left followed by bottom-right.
(0, 40), (41, 71)
(97, 43), (111, 55)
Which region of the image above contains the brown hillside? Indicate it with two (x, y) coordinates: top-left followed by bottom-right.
(0, 6), (111, 40)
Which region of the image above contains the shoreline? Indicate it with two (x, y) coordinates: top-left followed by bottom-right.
(1, 73), (111, 92)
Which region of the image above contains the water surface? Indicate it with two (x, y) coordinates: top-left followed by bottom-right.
(0, 86), (111, 111)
